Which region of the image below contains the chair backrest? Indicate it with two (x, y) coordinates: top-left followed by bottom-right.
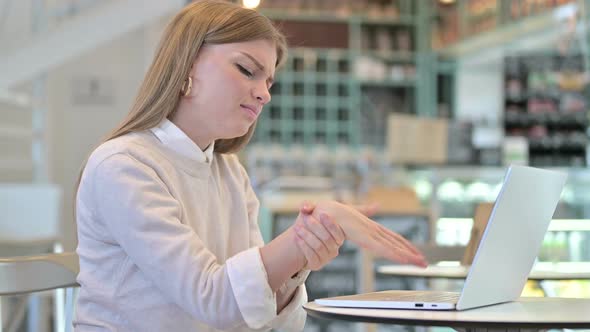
(0, 252), (79, 296)
(362, 186), (425, 215)
(415, 243), (466, 263)
(0, 184), (62, 243)
(461, 202), (494, 265)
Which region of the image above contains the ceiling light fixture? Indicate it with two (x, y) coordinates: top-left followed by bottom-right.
(242, 0), (261, 9)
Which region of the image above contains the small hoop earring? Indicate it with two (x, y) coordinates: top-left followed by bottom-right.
(181, 77), (193, 96)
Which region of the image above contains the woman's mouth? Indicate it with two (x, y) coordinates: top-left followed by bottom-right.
(240, 104), (259, 119)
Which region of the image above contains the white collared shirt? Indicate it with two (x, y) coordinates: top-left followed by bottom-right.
(149, 118), (214, 163)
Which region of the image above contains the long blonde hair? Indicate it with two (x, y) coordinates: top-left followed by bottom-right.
(108, 0), (286, 150)
(74, 0), (287, 203)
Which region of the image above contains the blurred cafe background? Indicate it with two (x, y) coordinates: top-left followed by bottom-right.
(2, 0), (590, 331)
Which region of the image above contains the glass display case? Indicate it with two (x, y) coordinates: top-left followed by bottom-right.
(405, 166), (590, 298)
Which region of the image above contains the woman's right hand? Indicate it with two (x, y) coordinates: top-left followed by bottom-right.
(292, 202), (345, 271)
(310, 200), (427, 267)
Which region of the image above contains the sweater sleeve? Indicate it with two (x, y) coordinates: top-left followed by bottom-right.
(240, 164), (310, 331)
(243, 169), (264, 247)
(88, 153), (278, 330)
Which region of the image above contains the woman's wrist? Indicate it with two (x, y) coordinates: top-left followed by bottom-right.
(288, 225), (309, 272)
(259, 226), (307, 292)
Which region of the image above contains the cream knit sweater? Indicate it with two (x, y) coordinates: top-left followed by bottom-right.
(74, 122), (307, 331)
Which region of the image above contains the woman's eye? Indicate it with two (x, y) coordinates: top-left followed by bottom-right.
(236, 64), (253, 78)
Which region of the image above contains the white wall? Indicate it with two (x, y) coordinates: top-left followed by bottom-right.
(46, 17), (169, 250)
(0, 0), (33, 56)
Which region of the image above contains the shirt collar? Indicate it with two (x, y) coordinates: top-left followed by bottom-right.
(149, 118), (214, 163)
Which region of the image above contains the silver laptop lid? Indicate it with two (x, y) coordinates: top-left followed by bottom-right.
(457, 165), (567, 310)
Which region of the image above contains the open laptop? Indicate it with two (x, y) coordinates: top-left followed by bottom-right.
(315, 165), (567, 311)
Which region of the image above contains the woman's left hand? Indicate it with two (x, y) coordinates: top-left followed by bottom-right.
(351, 202), (379, 217)
(310, 200), (427, 267)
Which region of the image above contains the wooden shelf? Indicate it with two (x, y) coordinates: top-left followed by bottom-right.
(359, 79), (415, 87)
(262, 9), (415, 26)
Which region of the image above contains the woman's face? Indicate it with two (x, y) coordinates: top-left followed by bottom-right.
(172, 39), (277, 149)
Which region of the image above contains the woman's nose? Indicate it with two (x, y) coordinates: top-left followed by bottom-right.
(254, 83), (271, 105)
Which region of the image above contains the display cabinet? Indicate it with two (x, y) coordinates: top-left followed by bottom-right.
(401, 166), (590, 304)
(504, 53), (589, 167)
(247, 0), (442, 149)
(404, 166), (590, 263)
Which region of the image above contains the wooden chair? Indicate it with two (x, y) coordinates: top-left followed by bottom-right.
(362, 186), (427, 215)
(461, 202), (494, 266)
(413, 202), (494, 266)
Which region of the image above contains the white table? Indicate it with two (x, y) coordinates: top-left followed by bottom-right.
(377, 262), (590, 281)
(377, 262), (590, 297)
(304, 297), (590, 331)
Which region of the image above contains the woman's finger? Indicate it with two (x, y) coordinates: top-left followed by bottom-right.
(300, 201), (315, 215)
(294, 233), (320, 270)
(378, 224), (425, 258)
(364, 227), (425, 266)
(303, 214), (341, 254)
(375, 231), (427, 267)
(295, 220), (330, 256)
(367, 220), (418, 256)
(319, 213), (345, 246)
(374, 237), (426, 267)
(370, 237), (412, 264)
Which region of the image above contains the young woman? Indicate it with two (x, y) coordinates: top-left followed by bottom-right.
(73, 1), (426, 331)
